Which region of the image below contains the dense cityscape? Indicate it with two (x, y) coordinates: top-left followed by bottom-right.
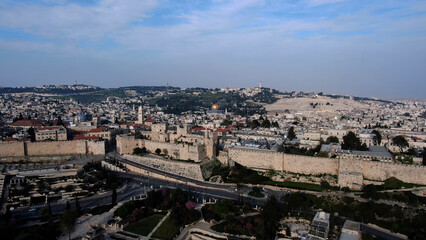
(0, 84), (424, 240)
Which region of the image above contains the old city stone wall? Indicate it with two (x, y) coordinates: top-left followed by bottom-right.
(228, 147), (284, 171)
(116, 135), (144, 155)
(0, 140), (105, 157)
(0, 141), (25, 157)
(228, 147), (426, 187)
(283, 154), (338, 175)
(26, 141), (87, 156)
(123, 154), (204, 181)
(116, 135), (207, 162)
(338, 158), (426, 185)
(87, 141), (106, 155)
(144, 140), (206, 162)
(228, 147), (338, 174)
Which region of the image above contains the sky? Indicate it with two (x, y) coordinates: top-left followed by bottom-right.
(0, 0), (425, 99)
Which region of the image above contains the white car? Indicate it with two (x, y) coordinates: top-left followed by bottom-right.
(29, 208), (37, 212)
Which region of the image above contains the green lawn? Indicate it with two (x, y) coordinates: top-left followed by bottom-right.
(248, 191), (265, 198)
(263, 180), (322, 191)
(124, 214), (165, 236)
(151, 216), (181, 240)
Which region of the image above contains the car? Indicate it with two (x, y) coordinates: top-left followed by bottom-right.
(77, 219), (83, 224)
(29, 208), (37, 212)
(64, 199), (70, 203)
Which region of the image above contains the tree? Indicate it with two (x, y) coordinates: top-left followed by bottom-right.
(60, 209), (77, 240)
(57, 116), (64, 126)
(250, 119), (260, 129)
(342, 131), (362, 150)
(392, 135), (409, 153)
(372, 130), (382, 145)
(27, 127), (35, 142)
(133, 147), (143, 155)
(287, 126), (296, 140)
(74, 194), (81, 215)
(272, 121), (279, 128)
(48, 198), (52, 217)
(261, 118), (271, 128)
(65, 185), (74, 192)
(260, 196), (282, 240)
(155, 148), (161, 155)
(112, 188), (117, 206)
(325, 136), (339, 144)
(321, 180), (331, 190)
(423, 148), (426, 166)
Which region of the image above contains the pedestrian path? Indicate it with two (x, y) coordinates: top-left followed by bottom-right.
(147, 211), (171, 238)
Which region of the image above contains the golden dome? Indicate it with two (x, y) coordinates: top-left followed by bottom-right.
(212, 104), (219, 110)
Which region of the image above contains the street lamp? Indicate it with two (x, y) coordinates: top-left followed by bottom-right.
(146, 171), (150, 191)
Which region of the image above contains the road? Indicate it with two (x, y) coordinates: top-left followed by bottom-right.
(11, 170), (267, 219)
(114, 154), (426, 210)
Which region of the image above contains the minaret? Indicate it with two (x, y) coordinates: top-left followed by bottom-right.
(137, 106), (144, 124)
(259, 81), (262, 89)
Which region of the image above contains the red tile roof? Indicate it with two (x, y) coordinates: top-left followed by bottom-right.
(11, 119), (42, 127)
(89, 126), (108, 133)
(214, 128), (231, 133)
(4, 137), (17, 141)
(37, 126), (62, 130)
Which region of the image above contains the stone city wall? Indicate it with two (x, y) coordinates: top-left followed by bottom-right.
(116, 135), (207, 162)
(283, 154), (338, 175)
(228, 146), (426, 187)
(339, 158), (426, 185)
(26, 141), (87, 156)
(0, 140), (105, 157)
(116, 135), (144, 155)
(123, 154), (204, 181)
(0, 141), (25, 157)
(228, 147), (284, 171)
(87, 141), (106, 155)
(144, 140), (206, 162)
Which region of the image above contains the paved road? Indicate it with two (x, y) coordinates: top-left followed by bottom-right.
(11, 170), (265, 220)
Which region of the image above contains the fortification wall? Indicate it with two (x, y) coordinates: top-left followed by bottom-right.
(144, 140), (205, 162)
(0, 140), (104, 157)
(123, 154), (204, 181)
(228, 147), (284, 171)
(339, 158), (426, 185)
(87, 141), (106, 155)
(116, 135), (144, 154)
(26, 141), (86, 156)
(284, 154), (338, 175)
(0, 142), (25, 157)
(227, 147), (426, 186)
(217, 151), (229, 165)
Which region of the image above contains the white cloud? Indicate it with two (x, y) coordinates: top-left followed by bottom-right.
(309, 0), (348, 6)
(0, 0), (157, 40)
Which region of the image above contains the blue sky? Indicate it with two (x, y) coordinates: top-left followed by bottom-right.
(0, 0), (426, 99)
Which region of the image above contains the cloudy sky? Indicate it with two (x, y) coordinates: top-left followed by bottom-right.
(0, 0), (425, 99)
